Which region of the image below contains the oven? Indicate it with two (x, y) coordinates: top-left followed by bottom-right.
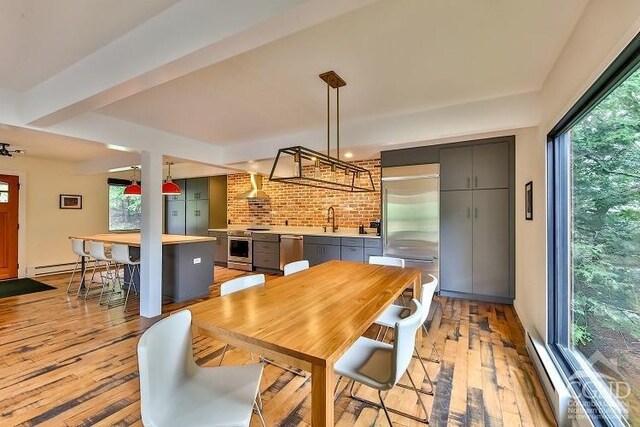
(227, 231), (253, 271)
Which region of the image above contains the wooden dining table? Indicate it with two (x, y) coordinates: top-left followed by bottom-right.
(189, 260), (422, 426)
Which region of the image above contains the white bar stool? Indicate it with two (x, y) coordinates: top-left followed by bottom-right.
(85, 241), (116, 304)
(67, 238), (90, 294)
(109, 243), (140, 311)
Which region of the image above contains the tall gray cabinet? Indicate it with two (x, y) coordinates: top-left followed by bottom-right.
(439, 141), (514, 302)
(165, 178), (210, 236)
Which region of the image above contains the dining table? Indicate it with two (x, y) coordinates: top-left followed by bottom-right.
(189, 259), (422, 426)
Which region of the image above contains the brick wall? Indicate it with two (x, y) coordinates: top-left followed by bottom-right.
(227, 159), (381, 228)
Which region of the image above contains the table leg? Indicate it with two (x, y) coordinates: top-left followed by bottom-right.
(311, 363), (334, 426)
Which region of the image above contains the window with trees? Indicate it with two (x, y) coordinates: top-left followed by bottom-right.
(548, 37), (640, 426)
(108, 180), (141, 231)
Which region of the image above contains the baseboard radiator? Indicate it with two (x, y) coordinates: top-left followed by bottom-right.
(526, 330), (572, 426)
(28, 260), (98, 277)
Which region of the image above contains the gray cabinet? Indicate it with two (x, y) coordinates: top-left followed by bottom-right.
(472, 143), (509, 189)
(440, 146), (472, 191)
(186, 200), (209, 236)
(253, 235), (280, 270)
(167, 179), (186, 201)
(341, 245), (364, 262)
(440, 191), (473, 293)
(166, 200), (186, 235)
(186, 177), (208, 200)
(304, 236), (341, 266)
(364, 238), (383, 262)
(209, 231), (227, 265)
(472, 189), (510, 297)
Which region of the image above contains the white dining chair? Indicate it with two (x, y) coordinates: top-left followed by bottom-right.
(67, 238), (90, 294)
(283, 260), (310, 276)
(368, 255), (405, 267)
(84, 241), (116, 303)
(334, 299), (429, 425)
(109, 243), (140, 311)
(137, 310), (265, 427)
(374, 275), (440, 395)
(219, 273), (306, 377)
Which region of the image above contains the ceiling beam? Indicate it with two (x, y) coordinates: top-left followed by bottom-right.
(21, 0), (380, 128)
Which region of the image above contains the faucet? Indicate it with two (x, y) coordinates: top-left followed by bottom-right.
(327, 206), (338, 233)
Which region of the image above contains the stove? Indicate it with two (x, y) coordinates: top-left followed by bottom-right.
(227, 230), (253, 271)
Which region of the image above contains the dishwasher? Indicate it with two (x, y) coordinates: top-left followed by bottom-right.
(279, 235), (304, 270)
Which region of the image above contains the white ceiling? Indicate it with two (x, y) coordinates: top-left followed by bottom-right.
(0, 0), (178, 91)
(98, 0), (588, 146)
(0, 125), (119, 162)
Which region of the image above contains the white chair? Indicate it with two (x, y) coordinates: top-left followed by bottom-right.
(374, 275), (441, 395)
(368, 255), (405, 267)
(334, 299), (429, 425)
(67, 239), (90, 294)
(283, 260), (310, 276)
(219, 274), (305, 377)
(137, 310), (265, 427)
(84, 241), (116, 303)
(109, 243), (140, 311)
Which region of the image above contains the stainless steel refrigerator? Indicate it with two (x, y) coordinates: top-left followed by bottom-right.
(382, 164), (440, 289)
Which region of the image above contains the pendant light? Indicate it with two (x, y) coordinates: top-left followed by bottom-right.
(269, 71), (375, 192)
(162, 162), (182, 195)
(124, 166), (141, 196)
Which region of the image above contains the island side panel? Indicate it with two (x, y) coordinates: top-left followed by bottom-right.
(162, 240), (214, 302)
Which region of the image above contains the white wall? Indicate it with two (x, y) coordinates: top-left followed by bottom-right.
(0, 156), (114, 275)
(512, 0), (640, 343)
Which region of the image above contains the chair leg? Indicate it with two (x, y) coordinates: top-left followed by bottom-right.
(218, 344), (228, 366)
(378, 390), (393, 426)
(66, 257), (80, 293)
(397, 346), (434, 395)
(347, 379), (429, 424)
(83, 260), (100, 299)
(406, 370), (430, 423)
(259, 357), (306, 377)
(422, 323), (441, 363)
(254, 401), (266, 427)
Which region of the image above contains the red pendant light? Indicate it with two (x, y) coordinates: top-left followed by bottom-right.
(124, 166), (141, 196)
(162, 162), (182, 195)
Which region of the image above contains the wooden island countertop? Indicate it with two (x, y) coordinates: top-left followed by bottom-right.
(69, 233), (215, 247)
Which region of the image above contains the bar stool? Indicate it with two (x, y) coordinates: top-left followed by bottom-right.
(109, 243), (140, 311)
(85, 241), (116, 304)
(67, 238), (90, 294)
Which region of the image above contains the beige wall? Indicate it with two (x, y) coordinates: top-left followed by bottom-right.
(0, 156), (114, 275)
(513, 0), (640, 342)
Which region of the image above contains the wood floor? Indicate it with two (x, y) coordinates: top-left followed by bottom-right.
(0, 267), (556, 426)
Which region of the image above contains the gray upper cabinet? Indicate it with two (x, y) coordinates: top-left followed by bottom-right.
(185, 200), (209, 236)
(472, 143), (509, 190)
(166, 200), (186, 235)
(440, 191), (473, 293)
(186, 177), (208, 201)
(167, 179), (186, 201)
(439, 146), (472, 191)
(472, 189), (510, 297)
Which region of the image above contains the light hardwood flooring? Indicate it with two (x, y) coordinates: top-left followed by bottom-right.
(0, 267), (556, 426)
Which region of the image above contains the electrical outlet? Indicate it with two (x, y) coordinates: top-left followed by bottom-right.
(193, 258), (201, 264)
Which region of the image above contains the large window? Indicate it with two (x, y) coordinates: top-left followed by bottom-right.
(549, 37), (640, 426)
(108, 180), (141, 231)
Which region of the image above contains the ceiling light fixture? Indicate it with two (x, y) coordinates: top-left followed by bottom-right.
(162, 162), (182, 195)
(269, 71), (375, 192)
(124, 166), (141, 196)
(0, 143), (24, 158)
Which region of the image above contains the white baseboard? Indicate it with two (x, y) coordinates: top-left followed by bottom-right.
(27, 260), (97, 277)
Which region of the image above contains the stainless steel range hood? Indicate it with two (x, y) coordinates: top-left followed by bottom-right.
(235, 173), (270, 200)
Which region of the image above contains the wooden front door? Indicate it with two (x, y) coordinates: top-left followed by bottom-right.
(0, 175), (19, 279)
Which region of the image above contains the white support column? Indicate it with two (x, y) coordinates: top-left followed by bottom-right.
(139, 151), (163, 318)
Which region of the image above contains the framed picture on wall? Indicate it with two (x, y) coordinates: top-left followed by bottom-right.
(60, 194), (82, 209)
(525, 181), (533, 220)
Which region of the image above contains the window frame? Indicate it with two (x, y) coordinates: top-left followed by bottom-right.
(108, 178), (141, 233)
(547, 32), (640, 427)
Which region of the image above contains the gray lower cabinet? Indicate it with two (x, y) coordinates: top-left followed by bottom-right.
(303, 236), (341, 266)
(341, 245), (364, 262)
(185, 200), (209, 236)
(166, 200), (186, 235)
(208, 231), (227, 265)
(440, 191), (473, 293)
(253, 234), (280, 270)
(364, 238), (383, 262)
(472, 189), (509, 297)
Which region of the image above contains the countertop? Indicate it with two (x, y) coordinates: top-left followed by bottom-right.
(208, 226), (381, 239)
(70, 233), (216, 246)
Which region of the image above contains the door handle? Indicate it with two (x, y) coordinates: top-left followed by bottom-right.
(474, 176), (478, 188)
(474, 207), (478, 219)
(466, 177), (470, 188)
(172, 211), (178, 216)
(466, 207), (470, 218)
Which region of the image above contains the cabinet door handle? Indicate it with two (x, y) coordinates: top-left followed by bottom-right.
(194, 192), (200, 199)
(466, 177), (470, 188)
(466, 207), (470, 218)
(474, 176), (478, 188)
(474, 207), (478, 219)
(172, 211), (178, 216)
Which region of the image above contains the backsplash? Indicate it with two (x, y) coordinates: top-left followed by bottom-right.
(227, 159), (381, 228)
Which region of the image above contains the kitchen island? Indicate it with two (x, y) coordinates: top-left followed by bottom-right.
(70, 233), (216, 303)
